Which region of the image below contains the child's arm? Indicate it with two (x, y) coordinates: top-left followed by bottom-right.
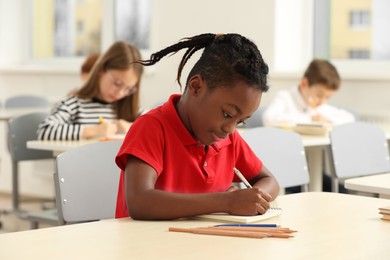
(124, 156), (273, 220)
(116, 119), (132, 133)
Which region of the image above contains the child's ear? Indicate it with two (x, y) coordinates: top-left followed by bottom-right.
(187, 75), (205, 96)
(300, 77), (309, 91)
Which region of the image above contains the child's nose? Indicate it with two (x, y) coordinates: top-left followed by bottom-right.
(222, 122), (236, 135)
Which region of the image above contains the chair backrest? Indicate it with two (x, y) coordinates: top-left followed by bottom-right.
(240, 127), (310, 190)
(54, 140), (122, 224)
(329, 122), (390, 179)
(242, 106), (267, 128)
(5, 95), (50, 108)
(7, 112), (54, 161)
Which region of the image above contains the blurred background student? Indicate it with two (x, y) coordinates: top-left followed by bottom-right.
(68, 53), (100, 96)
(263, 59), (355, 127)
(80, 53), (100, 83)
(37, 41), (143, 140)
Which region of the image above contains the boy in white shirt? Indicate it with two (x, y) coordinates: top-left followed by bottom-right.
(263, 59), (355, 127)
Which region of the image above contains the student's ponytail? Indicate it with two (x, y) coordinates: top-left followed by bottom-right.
(137, 33), (269, 92)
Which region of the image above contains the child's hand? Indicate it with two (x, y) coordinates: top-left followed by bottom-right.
(116, 119), (132, 133)
(82, 123), (118, 139)
(311, 113), (331, 123)
(226, 187), (272, 216)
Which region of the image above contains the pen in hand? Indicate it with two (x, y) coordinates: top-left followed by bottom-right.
(233, 167), (252, 188)
(99, 116), (106, 124)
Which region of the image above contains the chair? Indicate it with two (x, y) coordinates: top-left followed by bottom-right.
(7, 112), (55, 213)
(328, 122), (390, 193)
(241, 106), (267, 128)
(240, 127), (310, 191)
(4, 95), (49, 108)
(54, 140), (122, 224)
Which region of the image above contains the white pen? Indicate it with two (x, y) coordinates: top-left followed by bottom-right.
(233, 167), (252, 188)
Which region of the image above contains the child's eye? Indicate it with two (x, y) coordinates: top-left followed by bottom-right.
(237, 120), (246, 126)
(223, 111), (232, 119)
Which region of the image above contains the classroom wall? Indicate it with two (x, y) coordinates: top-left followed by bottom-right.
(0, 0), (389, 197)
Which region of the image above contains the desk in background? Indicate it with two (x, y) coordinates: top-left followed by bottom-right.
(0, 107), (49, 121)
(26, 135), (331, 192)
(345, 173), (390, 199)
(26, 131), (390, 192)
(27, 135), (328, 191)
(0, 192), (389, 259)
(27, 139), (97, 152)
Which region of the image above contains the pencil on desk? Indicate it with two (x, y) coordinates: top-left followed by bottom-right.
(169, 226), (295, 239)
(169, 227), (268, 239)
(211, 226), (296, 232)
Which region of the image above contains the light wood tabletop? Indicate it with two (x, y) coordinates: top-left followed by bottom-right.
(0, 192), (389, 259)
(25, 130), (390, 193)
(0, 107), (48, 121)
(345, 173), (390, 199)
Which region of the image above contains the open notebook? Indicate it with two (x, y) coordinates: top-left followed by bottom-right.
(196, 208), (282, 224)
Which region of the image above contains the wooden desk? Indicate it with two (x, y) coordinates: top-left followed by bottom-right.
(27, 139), (97, 152)
(0, 192), (389, 259)
(26, 135), (330, 192)
(25, 132), (390, 193)
(345, 173), (390, 199)
(0, 108), (48, 121)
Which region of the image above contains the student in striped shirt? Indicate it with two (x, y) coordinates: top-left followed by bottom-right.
(37, 41), (144, 140)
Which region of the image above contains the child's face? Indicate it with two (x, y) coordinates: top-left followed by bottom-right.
(300, 80), (336, 108)
(98, 68), (139, 103)
(187, 78), (262, 145)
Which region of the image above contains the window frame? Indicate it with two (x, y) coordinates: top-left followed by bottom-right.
(0, 0), (150, 73)
(274, 0), (390, 81)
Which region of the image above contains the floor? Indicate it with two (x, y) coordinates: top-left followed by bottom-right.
(0, 193), (57, 234)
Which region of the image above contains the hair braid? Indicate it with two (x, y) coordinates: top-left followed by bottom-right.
(137, 33), (269, 92)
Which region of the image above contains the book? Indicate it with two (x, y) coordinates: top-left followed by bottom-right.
(196, 207), (282, 224)
(292, 123), (331, 136)
(379, 206), (390, 215)
(380, 214), (390, 221)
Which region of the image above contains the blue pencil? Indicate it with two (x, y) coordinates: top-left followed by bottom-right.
(214, 223), (278, 227)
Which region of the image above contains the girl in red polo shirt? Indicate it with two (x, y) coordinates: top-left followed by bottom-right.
(115, 33), (280, 219)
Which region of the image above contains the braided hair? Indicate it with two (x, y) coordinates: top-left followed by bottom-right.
(138, 33), (269, 92)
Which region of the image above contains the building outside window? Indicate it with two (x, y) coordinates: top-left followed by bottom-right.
(31, 0), (150, 59)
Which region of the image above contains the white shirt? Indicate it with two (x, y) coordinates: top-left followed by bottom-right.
(263, 86), (355, 127)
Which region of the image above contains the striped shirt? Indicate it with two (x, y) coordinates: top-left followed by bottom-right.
(37, 96), (116, 140)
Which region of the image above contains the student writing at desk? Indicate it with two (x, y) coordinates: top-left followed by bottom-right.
(262, 59), (355, 127)
(115, 33), (280, 220)
(37, 41), (144, 140)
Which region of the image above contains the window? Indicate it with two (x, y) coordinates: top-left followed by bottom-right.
(115, 0), (150, 50)
(350, 10), (370, 29)
(314, 0), (390, 61)
(31, 0), (150, 59)
(349, 49), (370, 59)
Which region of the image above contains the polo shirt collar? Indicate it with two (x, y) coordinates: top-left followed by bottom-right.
(161, 94), (231, 150)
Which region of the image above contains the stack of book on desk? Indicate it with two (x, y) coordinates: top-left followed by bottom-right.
(292, 122), (332, 135)
(379, 206), (390, 221)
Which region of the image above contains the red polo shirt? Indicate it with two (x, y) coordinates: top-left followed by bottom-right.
(115, 94), (262, 218)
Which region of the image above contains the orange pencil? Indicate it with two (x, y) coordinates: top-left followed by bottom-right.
(169, 227), (268, 239)
(208, 226), (296, 233)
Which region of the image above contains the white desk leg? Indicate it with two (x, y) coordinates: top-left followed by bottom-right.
(305, 146), (324, 192)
